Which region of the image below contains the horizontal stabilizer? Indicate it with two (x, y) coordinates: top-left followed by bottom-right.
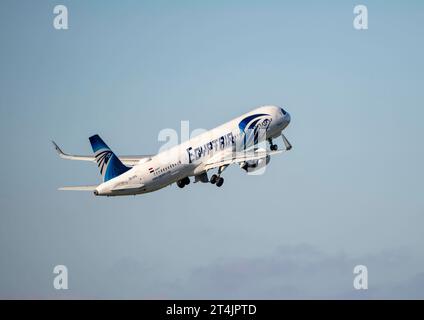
(59, 185), (98, 191)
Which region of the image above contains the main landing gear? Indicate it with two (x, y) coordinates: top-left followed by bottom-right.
(210, 174), (224, 187)
(177, 177), (190, 188)
(210, 164), (228, 187)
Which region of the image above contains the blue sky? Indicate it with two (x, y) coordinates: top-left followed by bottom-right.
(0, 0), (423, 298)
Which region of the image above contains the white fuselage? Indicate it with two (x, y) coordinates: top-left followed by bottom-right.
(94, 105), (290, 196)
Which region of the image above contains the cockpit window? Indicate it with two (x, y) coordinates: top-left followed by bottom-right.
(280, 108), (287, 115)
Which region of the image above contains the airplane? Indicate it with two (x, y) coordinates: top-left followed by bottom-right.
(52, 105), (292, 196)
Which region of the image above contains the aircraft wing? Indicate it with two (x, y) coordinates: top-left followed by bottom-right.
(204, 149), (283, 171)
(52, 141), (152, 167)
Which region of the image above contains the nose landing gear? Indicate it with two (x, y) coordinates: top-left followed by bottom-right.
(268, 138), (278, 151)
(268, 134), (292, 151)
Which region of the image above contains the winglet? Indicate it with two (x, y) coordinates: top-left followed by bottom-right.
(51, 140), (78, 160)
(52, 140), (66, 158)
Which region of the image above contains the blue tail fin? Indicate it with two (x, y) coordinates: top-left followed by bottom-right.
(89, 134), (130, 182)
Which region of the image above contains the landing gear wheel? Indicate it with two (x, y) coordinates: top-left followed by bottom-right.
(183, 177), (190, 185)
(210, 174), (218, 184)
(177, 180), (185, 188)
(216, 177), (224, 187)
(268, 138), (278, 151)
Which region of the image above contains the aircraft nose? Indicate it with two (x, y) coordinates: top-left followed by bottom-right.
(280, 107), (290, 126)
(285, 112), (291, 124)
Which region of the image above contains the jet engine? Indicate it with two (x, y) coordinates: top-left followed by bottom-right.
(240, 155), (270, 173)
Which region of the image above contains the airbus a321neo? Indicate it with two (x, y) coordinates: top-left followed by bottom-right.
(53, 105), (292, 196)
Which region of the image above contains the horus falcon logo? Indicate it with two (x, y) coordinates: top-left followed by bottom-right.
(95, 150), (113, 175)
(238, 113), (271, 133)
(238, 113), (272, 148)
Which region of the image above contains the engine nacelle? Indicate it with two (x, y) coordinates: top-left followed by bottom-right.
(240, 155), (270, 173)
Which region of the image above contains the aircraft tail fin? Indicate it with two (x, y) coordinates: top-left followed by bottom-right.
(89, 134), (130, 182)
